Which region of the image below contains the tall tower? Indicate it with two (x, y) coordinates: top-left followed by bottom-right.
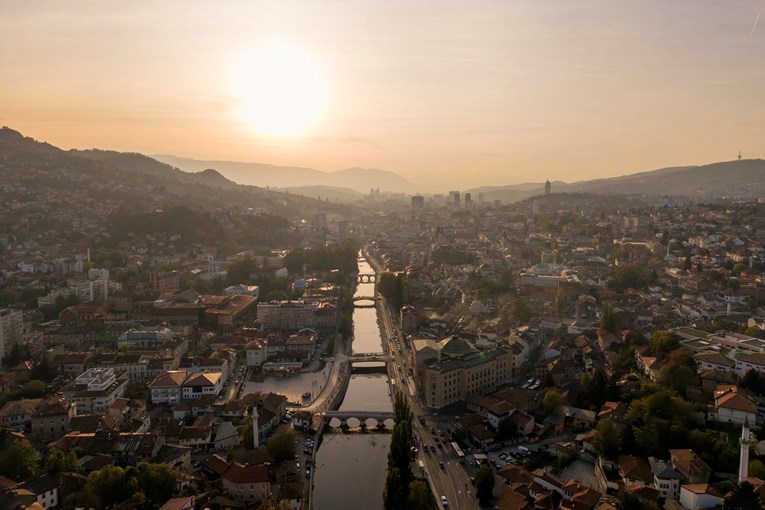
(739, 419), (755, 483)
(252, 405), (259, 447)
(545, 180), (551, 195)
(738, 150), (742, 161)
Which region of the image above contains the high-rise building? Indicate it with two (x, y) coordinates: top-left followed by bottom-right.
(411, 195), (425, 209)
(0, 308), (24, 361)
(464, 193), (472, 209)
(448, 191), (460, 208)
(545, 180), (551, 194)
(478, 192), (485, 204)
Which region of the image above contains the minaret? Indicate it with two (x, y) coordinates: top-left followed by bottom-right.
(739, 419), (754, 483)
(252, 405), (259, 447)
(545, 180), (551, 195)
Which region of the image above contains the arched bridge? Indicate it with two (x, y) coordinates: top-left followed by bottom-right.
(323, 410), (395, 427)
(352, 296), (378, 307)
(357, 273), (376, 283)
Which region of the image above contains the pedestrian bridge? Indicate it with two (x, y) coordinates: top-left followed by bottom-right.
(357, 273), (376, 283)
(323, 410), (395, 428)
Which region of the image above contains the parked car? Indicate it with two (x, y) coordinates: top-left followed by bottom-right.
(441, 495), (448, 506)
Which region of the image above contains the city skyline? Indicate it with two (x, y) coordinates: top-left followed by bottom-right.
(2, 1), (765, 189)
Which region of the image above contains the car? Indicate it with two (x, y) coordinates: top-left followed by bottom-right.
(419, 417), (426, 425)
(217, 395), (224, 400)
(440, 495), (448, 507)
(438, 461), (445, 470)
(297, 462), (300, 469)
(305, 468), (311, 477)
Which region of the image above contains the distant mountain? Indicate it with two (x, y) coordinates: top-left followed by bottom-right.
(0, 127), (353, 222)
(154, 155), (416, 193)
(467, 160), (765, 203)
(279, 185), (364, 203)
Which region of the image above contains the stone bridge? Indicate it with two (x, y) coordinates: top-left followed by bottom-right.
(352, 296), (378, 307)
(357, 273), (376, 283)
(350, 353), (386, 362)
(323, 410), (395, 427)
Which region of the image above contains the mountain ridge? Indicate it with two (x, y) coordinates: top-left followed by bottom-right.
(153, 154), (416, 194)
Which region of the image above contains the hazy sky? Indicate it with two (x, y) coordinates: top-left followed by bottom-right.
(2, 0), (764, 189)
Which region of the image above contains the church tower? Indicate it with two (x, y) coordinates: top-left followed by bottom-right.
(544, 180), (551, 195)
(739, 419), (755, 483)
(252, 405), (259, 447)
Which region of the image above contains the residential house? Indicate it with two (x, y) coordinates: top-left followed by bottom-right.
(649, 457), (684, 500)
(669, 449), (711, 484)
(678, 484), (724, 510)
(709, 385), (757, 425)
(31, 396), (77, 440)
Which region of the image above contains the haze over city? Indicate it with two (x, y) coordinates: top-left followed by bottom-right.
(2, 0), (765, 190)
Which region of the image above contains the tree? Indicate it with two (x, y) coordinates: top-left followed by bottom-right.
(31, 356), (55, 383)
(383, 466), (404, 510)
(742, 369), (765, 395)
(474, 464), (495, 507)
(620, 423), (638, 455)
(593, 418), (621, 460)
(0, 438), (40, 481)
(45, 448), (77, 475)
(84, 465), (140, 508)
(750, 460), (765, 479)
(600, 303), (617, 332)
(542, 389), (563, 415)
(509, 298), (531, 324)
(649, 330), (681, 359)
(265, 290), (289, 302)
(496, 418), (518, 442)
(266, 426), (297, 462)
(658, 363), (697, 396)
(555, 288), (566, 318)
(385, 391), (415, 509)
(611, 264), (650, 291)
(137, 462), (177, 504)
(725, 481), (764, 510)
(407, 480), (435, 510)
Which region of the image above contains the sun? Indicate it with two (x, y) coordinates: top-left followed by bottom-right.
(230, 42), (326, 137)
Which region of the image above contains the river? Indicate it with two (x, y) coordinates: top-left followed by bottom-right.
(312, 256), (392, 510)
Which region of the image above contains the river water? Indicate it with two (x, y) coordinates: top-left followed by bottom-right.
(313, 256), (391, 510)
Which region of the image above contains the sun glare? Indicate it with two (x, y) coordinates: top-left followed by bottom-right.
(230, 42), (326, 137)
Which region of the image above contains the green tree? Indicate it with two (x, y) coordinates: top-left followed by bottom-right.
(593, 418), (621, 460)
(542, 389), (563, 415)
(383, 466), (404, 510)
(137, 462), (177, 504)
(496, 418), (518, 442)
(649, 330), (681, 359)
(725, 481), (764, 510)
(31, 356), (55, 383)
(742, 369), (765, 395)
(600, 303), (617, 332)
(45, 448), (78, 475)
(84, 465), (140, 508)
(406, 480), (435, 510)
(750, 460), (765, 479)
(509, 298), (531, 324)
(384, 391), (415, 509)
(265, 290), (290, 302)
(555, 288), (566, 318)
(0, 438), (40, 481)
(474, 464), (495, 507)
(620, 423), (638, 455)
(266, 426), (297, 462)
(658, 363), (697, 396)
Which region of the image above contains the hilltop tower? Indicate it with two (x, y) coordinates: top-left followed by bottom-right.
(739, 418), (755, 483)
(545, 180), (551, 195)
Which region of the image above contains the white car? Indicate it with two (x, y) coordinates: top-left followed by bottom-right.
(440, 495), (448, 507)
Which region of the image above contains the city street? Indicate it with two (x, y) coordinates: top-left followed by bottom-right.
(377, 295), (479, 510)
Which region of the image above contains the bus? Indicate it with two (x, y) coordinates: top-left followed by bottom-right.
(450, 441), (465, 463)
